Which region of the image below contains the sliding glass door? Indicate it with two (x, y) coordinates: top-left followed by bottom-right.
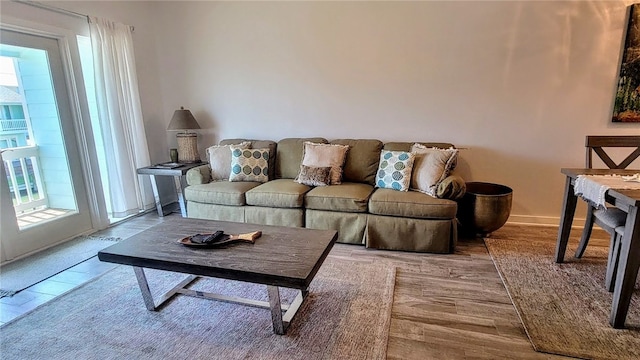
(0, 29), (93, 261)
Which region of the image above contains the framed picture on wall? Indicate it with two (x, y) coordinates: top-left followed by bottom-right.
(613, 3), (640, 123)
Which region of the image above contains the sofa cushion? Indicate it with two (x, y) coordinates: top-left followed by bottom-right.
(220, 139), (277, 180)
(410, 144), (458, 196)
(301, 142), (349, 185)
(375, 150), (415, 191)
(383, 141), (456, 152)
(245, 179), (311, 208)
(330, 139), (383, 185)
(229, 147), (270, 183)
(304, 182), (374, 213)
(368, 188), (457, 219)
(206, 141), (251, 181)
(276, 138), (328, 179)
(295, 165), (331, 186)
(184, 181), (261, 206)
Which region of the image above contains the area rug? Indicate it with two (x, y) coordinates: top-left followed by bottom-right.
(485, 230), (640, 360)
(0, 256), (395, 360)
(0, 235), (121, 297)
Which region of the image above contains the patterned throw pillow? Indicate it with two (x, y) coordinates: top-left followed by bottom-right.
(410, 143), (459, 197)
(301, 142), (349, 185)
(206, 141), (251, 180)
(375, 150), (415, 191)
(229, 147), (270, 183)
(295, 165), (332, 186)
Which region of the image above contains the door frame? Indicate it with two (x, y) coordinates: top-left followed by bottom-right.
(0, 22), (108, 262)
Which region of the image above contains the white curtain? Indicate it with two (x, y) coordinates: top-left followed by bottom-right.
(89, 16), (153, 219)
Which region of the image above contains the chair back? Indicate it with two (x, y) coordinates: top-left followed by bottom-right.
(585, 136), (640, 169)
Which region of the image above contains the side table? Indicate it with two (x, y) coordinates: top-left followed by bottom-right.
(137, 162), (206, 217)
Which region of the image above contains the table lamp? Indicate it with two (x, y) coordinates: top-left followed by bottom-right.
(167, 106), (201, 163)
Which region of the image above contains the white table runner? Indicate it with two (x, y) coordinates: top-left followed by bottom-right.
(574, 174), (640, 209)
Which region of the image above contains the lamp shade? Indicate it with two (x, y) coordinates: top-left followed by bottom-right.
(167, 106), (201, 131)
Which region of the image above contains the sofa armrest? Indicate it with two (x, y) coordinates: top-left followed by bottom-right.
(186, 165), (211, 185)
(436, 175), (466, 200)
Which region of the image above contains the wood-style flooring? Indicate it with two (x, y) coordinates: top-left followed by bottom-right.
(1, 212), (606, 359)
(333, 226), (581, 360)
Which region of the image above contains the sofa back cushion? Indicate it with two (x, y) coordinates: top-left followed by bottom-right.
(330, 139), (383, 185)
(383, 142), (455, 152)
(220, 139), (277, 180)
(276, 138), (328, 179)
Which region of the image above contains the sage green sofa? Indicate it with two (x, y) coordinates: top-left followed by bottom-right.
(184, 138), (465, 253)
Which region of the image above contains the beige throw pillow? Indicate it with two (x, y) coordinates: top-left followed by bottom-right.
(410, 143), (459, 196)
(301, 142), (349, 185)
(206, 141), (251, 180)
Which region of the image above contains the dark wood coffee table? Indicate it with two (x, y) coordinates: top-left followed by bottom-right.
(97, 217), (337, 334)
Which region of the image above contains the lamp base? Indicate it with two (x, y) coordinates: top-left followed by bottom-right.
(176, 133), (200, 163)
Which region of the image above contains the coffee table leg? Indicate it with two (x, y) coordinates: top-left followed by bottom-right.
(267, 286), (308, 335)
(267, 285), (285, 334)
(133, 267), (198, 311)
(134, 267), (157, 311)
(133, 268), (307, 334)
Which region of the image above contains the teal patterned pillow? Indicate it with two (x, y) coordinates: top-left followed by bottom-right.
(229, 148), (270, 182)
(375, 150), (415, 191)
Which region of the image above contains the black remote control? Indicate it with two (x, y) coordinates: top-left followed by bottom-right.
(202, 230), (225, 244)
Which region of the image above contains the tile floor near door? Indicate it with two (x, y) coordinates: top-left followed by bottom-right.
(0, 213), (164, 325)
(0, 212), (605, 359)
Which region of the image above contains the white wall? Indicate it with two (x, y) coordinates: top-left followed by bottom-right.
(5, 1), (638, 225)
(151, 0), (639, 225)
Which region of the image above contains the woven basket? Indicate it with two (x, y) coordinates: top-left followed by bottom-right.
(176, 133), (199, 163)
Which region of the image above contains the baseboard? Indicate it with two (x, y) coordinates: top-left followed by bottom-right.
(506, 215), (586, 229)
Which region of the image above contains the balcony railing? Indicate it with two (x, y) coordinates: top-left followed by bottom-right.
(1, 145), (46, 212)
(0, 119), (28, 132)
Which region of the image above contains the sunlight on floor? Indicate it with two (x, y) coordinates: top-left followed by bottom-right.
(17, 208), (73, 228)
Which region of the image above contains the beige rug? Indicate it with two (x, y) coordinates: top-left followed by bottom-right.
(0, 256), (395, 359)
(485, 226), (640, 360)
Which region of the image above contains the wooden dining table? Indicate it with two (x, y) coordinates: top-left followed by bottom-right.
(555, 168), (640, 328)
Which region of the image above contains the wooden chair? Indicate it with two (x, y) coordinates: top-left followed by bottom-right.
(575, 135), (640, 291)
(605, 225), (625, 292)
(584, 136), (640, 170)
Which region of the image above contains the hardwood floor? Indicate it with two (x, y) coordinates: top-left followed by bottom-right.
(1, 212), (604, 359)
(329, 228), (577, 359)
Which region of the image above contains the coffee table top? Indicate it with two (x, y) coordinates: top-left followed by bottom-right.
(98, 217), (337, 289)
